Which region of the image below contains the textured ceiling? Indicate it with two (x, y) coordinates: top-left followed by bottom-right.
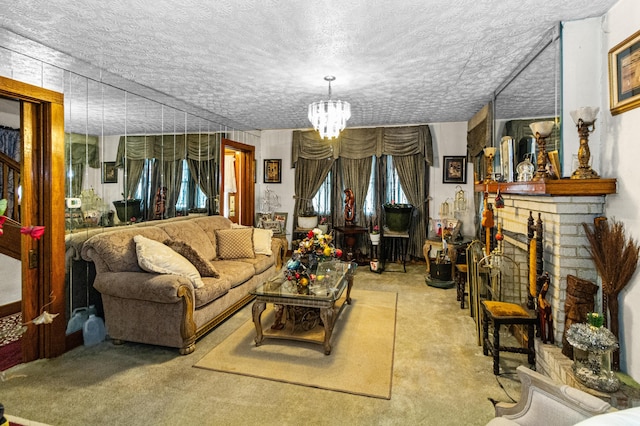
(0, 0), (618, 133)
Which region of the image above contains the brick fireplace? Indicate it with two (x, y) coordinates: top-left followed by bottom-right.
(474, 179), (640, 407)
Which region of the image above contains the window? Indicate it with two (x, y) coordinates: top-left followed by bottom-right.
(312, 170), (332, 216)
(135, 160), (207, 212)
(312, 156), (407, 220)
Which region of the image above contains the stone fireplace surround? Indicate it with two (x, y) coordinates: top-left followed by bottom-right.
(476, 179), (640, 408)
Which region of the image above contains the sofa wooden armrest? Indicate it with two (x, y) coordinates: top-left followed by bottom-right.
(486, 366), (614, 426)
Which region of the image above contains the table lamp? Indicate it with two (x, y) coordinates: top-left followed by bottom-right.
(529, 121), (555, 181)
(570, 106), (600, 179)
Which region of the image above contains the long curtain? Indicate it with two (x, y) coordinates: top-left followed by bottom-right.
(393, 154), (429, 258)
(187, 159), (219, 213)
(149, 159), (183, 219)
(338, 157), (372, 228)
(293, 157), (334, 228)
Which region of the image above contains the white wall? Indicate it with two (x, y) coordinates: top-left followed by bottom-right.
(599, 0), (640, 379)
(428, 122), (476, 238)
(260, 123), (474, 240)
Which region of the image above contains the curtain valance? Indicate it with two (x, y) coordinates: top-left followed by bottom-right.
(65, 133), (99, 168)
(292, 125), (433, 166)
(467, 102), (493, 157)
(115, 133), (221, 167)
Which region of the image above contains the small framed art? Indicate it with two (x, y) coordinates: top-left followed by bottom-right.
(264, 159), (281, 183)
(102, 161), (117, 184)
(443, 156), (467, 184)
(609, 28), (640, 115)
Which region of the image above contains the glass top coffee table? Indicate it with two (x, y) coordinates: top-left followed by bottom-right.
(251, 261), (356, 355)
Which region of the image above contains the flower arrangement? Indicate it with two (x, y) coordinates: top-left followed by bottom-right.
(371, 225), (380, 234)
(284, 228), (342, 293)
(319, 216), (328, 225)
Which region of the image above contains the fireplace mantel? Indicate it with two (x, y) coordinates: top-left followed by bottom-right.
(474, 178), (617, 196)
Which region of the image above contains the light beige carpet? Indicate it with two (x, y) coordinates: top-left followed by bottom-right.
(194, 289), (397, 399)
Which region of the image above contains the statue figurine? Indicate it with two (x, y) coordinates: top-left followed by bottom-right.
(344, 188), (355, 225)
(537, 272), (554, 344)
(154, 186), (167, 220)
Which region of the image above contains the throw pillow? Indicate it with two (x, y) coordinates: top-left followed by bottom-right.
(164, 240), (220, 278)
(253, 228), (273, 255)
(215, 228), (255, 259)
(133, 235), (204, 288)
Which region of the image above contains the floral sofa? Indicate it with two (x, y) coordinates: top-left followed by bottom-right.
(80, 215), (285, 354)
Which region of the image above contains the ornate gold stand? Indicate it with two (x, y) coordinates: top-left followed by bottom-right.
(571, 119), (599, 179)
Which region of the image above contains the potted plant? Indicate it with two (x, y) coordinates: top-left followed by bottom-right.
(370, 225), (380, 245)
(113, 193), (143, 223)
(383, 202), (413, 232)
(318, 215), (329, 233)
(297, 206), (318, 229)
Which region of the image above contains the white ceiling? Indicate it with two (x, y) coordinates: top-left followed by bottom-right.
(0, 0), (618, 132)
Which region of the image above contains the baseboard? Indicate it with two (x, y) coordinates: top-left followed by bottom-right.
(0, 300), (21, 317)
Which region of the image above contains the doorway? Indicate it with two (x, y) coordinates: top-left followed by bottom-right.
(220, 139), (255, 226)
(0, 76), (66, 363)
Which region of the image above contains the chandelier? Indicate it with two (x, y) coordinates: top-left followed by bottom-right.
(308, 76), (351, 139)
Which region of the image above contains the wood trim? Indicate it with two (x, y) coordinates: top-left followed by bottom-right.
(2, 76), (66, 362)
(220, 138), (255, 226)
(474, 178), (617, 196)
(0, 300), (21, 317)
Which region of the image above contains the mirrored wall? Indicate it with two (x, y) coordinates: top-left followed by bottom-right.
(493, 24), (562, 181)
(0, 34), (260, 332)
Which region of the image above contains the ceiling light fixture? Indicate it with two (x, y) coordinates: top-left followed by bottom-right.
(308, 76), (351, 140)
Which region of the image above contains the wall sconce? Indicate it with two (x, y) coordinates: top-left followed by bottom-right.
(529, 121), (555, 181)
(483, 146), (497, 183)
(569, 107), (600, 179)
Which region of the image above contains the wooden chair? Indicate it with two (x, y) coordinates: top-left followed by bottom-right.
(480, 250), (537, 375)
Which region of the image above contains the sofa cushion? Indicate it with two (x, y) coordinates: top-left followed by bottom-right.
(215, 228), (255, 260)
(134, 235), (204, 289)
(253, 228), (273, 255)
(236, 254), (274, 275)
(164, 240), (220, 278)
(194, 276), (231, 308)
(212, 260), (256, 288)
(157, 221), (217, 261)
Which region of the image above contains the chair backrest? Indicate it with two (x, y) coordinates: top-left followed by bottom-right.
(478, 251), (521, 304)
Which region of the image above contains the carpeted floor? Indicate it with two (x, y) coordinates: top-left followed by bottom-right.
(195, 289), (397, 399)
(0, 264), (527, 425)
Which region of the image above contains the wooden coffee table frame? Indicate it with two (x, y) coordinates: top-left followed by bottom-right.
(251, 273), (354, 355)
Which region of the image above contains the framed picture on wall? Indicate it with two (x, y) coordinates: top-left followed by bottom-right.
(102, 161), (117, 184)
(609, 28), (640, 115)
(264, 159), (281, 183)
(442, 156), (467, 184)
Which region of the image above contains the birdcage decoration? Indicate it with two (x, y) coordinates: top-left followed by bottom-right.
(439, 198), (452, 218)
(454, 185), (467, 213)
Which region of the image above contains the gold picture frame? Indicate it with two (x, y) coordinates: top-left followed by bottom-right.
(609, 28), (640, 115)
(264, 159), (281, 183)
(102, 161), (117, 184)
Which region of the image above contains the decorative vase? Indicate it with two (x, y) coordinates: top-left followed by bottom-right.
(298, 215), (318, 229)
(370, 233), (380, 245)
(384, 204), (413, 232)
(113, 199), (143, 223)
(318, 224), (329, 233)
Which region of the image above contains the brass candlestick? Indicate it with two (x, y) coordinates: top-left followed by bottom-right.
(483, 146), (497, 183)
(530, 121), (555, 181)
(570, 107), (600, 179)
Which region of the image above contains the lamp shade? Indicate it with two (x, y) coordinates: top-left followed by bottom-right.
(529, 121), (555, 138)
(483, 146), (497, 157)
(570, 107), (600, 124)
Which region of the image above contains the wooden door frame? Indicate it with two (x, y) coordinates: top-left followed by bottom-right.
(220, 138), (255, 226)
(0, 76), (66, 360)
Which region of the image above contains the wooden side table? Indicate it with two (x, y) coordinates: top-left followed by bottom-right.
(334, 225), (369, 264)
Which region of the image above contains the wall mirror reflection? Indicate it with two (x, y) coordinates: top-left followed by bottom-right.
(493, 25), (562, 182)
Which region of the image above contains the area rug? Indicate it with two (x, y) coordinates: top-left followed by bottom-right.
(194, 289), (397, 399)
